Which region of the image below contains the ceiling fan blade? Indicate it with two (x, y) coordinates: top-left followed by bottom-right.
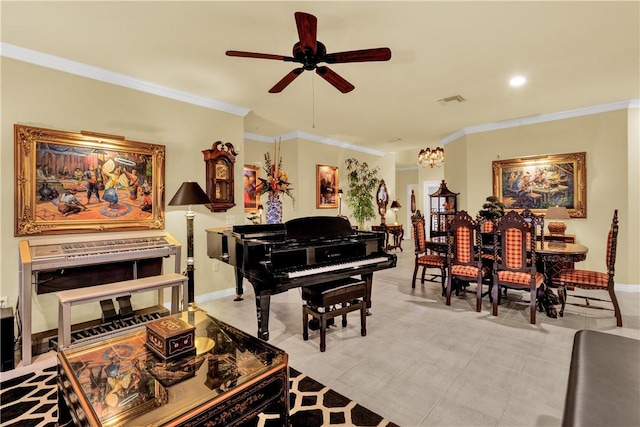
(325, 47), (392, 64)
(295, 12), (317, 54)
(315, 66), (355, 93)
(269, 68), (305, 93)
(226, 50), (293, 61)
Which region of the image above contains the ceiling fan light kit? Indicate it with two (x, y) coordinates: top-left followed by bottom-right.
(226, 12), (391, 93)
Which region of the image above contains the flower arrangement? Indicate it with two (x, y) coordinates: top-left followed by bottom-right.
(257, 140), (295, 205)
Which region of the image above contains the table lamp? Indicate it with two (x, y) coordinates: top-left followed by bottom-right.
(169, 181), (211, 309)
(258, 204), (264, 224)
(390, 200), (401, 225)
(338, 189), (344, 216)
(545, 206), (571, 235)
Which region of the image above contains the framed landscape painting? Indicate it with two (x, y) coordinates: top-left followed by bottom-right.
(492, 152), (586, 218)
(14, 124), (166, 236)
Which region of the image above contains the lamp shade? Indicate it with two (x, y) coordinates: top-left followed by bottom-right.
(545, 206), (570, 235)
(390, 200), (401, 210)
(545, 206), (571, 220)
(168, 181), (210, 206)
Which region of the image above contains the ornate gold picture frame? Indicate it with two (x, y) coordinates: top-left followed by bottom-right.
(492, 152), (586, 218)
(14, 124), (166, 236)
(316, 165), (339, 209)
(243, 165), (260, 212)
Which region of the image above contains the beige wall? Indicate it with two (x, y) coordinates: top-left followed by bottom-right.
(1, 59), (246, 332)
(244, 137), (395, 226)
(443, 109), (639, 285)
(395, 168), (418, 227)
(0, 58), (398, 335)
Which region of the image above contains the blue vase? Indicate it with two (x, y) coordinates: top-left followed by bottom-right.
(266, 195), (283, 224)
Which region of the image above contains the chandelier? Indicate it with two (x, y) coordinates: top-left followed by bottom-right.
(417, 147), (445, 168)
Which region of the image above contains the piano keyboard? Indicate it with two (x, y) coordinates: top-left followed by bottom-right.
(285, 256), (390, 278)
(48, 312), (165, 351)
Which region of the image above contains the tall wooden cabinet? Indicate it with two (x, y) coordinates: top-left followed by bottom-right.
(429, 180), (459, 237)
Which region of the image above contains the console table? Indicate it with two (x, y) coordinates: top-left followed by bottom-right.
(58, 312), (289, 427)
(372, 224), (404, 252)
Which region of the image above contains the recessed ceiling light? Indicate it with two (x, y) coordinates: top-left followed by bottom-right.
(510, 76), (526, 87)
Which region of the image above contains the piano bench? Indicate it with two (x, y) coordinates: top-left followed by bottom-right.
(302, 278), (367, 352)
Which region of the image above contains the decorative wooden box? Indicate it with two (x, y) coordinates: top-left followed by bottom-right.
(146, 316), (195, 360)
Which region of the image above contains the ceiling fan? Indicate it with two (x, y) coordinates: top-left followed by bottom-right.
(226, 12), (391, 93)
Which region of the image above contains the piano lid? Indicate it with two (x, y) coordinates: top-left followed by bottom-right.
(285, 216), (354, 241)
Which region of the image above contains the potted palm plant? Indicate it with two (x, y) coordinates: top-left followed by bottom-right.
(344, 158), (380, 229)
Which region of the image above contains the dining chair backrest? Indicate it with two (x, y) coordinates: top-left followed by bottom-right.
(447, 210), (480, 268)
(606, 209), (619, 276)
(494, 210), (536, 273)
(412, 209), (427, 254)
(477, 215), (495, 246)
(520, 208), (545, 245)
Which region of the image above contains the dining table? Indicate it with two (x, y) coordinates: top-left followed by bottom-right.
(424, 235), (589, 313)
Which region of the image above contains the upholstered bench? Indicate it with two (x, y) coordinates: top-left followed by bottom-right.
(302, 277), (367, 352)
(562, 330), (640, 426)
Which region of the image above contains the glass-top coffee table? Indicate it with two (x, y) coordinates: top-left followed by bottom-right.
(57, 311), (289, 427)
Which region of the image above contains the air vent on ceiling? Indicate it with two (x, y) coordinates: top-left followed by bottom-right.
(437, 95), (466, 105)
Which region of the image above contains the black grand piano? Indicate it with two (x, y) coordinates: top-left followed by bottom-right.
(207, 216), (397, 340)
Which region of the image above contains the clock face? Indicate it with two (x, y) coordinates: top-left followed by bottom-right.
(215, 162), (229, 180)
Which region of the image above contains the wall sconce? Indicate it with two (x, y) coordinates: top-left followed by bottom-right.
(418, 147), (445, 168)
(545, 206), (571, 235)
(168, 181), (211, 309)
(390, 200), (401, 224)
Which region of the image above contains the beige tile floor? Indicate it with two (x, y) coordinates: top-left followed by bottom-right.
(198, 247), (640, 427)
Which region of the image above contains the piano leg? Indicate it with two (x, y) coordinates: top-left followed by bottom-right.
(255, 293), (271, 341)
(234, 270), (244, 301)
(361, 273), (373, 315)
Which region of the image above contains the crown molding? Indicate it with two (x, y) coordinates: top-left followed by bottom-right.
(1, 43), (251, 117)
(4, 43), (636, 155)
(442, 99), (640, 145)
(244, 130), (387, 157)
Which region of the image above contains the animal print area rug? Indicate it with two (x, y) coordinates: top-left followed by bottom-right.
(0, 365), (399, 427)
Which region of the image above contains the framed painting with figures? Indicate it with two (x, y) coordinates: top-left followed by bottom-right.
(492, 152), (586, 218)
(243, 165), (260, 212)
(14, 124), (166, 236)
(316, 165), (339, 208)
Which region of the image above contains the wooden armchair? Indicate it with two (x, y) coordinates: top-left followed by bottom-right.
(492, 210), (545, 324)
(552, 210), (622, 327)
(411, 210), (447, 294)
(445, 211), (491, 312)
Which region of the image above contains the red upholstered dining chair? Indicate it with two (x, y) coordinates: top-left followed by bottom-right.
(492, 210), (545, 324)
(553, 210), (622, 327)
(411, 210), (447, 295)
(446, 211), (491, 312)
(520, 208), (545, 245)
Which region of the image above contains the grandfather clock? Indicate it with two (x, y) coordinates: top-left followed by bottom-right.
(202, 141), (237, 212)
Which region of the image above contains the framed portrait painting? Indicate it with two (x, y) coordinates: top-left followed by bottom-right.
(316, 165), (339, 208)
(243, 165), (260, 212)
(492, 152), (586, 218)
(14, 124), (166, 236)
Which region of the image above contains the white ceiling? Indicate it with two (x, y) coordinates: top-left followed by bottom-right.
(2, 1), (639, 168)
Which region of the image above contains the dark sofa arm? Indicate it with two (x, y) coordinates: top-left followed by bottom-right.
(562, 330), (640, 427)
